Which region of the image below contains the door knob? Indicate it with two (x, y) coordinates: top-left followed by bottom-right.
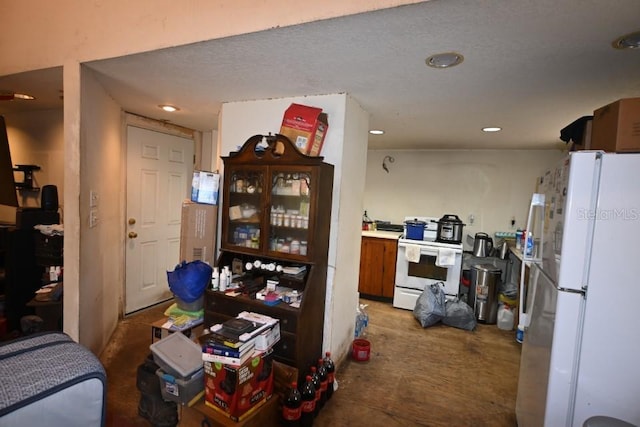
(128, 231), (138, 239)
(128, 218), (136, 225)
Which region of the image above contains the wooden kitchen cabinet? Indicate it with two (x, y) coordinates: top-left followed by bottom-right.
(205, 134), (333, 381)
(358, 236), (397, 299)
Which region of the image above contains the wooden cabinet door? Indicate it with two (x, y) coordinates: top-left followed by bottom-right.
(381, 239), (397, 298)
(359, 236), (398, 298)
(358, 237), (384, 296)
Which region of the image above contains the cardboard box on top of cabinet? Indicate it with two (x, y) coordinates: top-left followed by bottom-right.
(180, 200), (217, 266)
(591, 97), (640, 152)
(279, 103), (329, 156)
(191, 170), (220, 205)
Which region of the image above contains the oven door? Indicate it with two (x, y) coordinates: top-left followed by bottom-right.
(395, 241), (462, 296)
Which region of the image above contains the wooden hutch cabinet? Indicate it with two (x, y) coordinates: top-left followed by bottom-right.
(204, 134), (333, 379)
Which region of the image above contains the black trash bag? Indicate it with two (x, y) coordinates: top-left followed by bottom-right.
(167, 260), (212, 303)
(443, 298), (477, 331)
(413, 283), (446, 328)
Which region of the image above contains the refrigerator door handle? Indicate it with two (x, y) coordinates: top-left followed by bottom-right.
(537, 262), (586, 295)
(557, 285), (585, 295)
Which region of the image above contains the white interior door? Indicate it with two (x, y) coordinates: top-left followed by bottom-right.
(125, 126), (194, 313)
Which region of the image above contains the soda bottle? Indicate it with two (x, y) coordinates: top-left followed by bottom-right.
(309, 366), (321, 417)
(281, 381), (301, 426)
(300, 375), (316, 427)
(316, 358), (328, 410)
(323, 352), (335, 400)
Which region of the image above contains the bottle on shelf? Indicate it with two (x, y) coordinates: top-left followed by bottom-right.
(362, 210), (372, 231)
(219, 266), (228, 291)
(281, 381), (302, 426)
(211, 266), (219, 291)
(316, 358), (328, 411)
(227, 266), (232, 285)
(323, 352), (335, 400)
(300, 375), (316, 427)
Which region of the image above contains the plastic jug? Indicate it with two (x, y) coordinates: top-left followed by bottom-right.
(497, 303), (515, 331)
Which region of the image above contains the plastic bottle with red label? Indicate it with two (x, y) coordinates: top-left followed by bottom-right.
(310, 366), (321, 417)
(281, 381), (301, 426)
(316, 358), (328, 410)
(323, 351), (335, 400)
(300, 375), (316, 427)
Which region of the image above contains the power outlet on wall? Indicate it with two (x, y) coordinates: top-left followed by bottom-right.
(89, 209), (98, 228)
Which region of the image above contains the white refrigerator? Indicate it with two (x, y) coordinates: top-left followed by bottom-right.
(516, 151), (640, 427)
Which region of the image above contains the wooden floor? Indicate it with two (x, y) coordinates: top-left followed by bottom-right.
(100, 298), (521, 426)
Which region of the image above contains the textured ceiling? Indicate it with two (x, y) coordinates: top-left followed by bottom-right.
(1, 0), (640, 150)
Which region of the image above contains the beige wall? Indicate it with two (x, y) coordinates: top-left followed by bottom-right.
(364, 149), (565, 249)
(78, 67), (124, 353)
(1, 0), (423, 76)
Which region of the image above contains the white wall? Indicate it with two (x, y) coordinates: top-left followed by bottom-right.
(0, 110), (64, 222)
(328, 96), (370, 359)
(78, 67), (124, 353)
(364, 149), (565, 248)
(219, 93), (369, 362)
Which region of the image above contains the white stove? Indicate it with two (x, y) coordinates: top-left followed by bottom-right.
(393, 216), (463, 310)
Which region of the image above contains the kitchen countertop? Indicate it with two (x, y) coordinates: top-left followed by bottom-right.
(362, 230), (402, 240)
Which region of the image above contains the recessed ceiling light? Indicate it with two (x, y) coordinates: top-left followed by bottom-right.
(369, 129), (384, 135)
(612, 30), (640, 49)
(0, 92), (36, 100)
(13, 93), (36, 100)
(482, 127), (502, 133)
(425, 52), (464, 69)
(159, 104), (179, 112)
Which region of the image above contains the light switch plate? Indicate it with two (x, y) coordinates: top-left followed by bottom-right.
(90, 190), (98, 208)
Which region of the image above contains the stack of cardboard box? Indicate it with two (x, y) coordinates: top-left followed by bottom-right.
(200, 312), (281, 421)
(179, 170), (219, 266)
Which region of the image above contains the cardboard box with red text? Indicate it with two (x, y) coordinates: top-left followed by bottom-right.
(203, 350), (274, 421)
(180, 200), (217, 266)
(591, 97), (640, 152)
(279, 103), (329, 156)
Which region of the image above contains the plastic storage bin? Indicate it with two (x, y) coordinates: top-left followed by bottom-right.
(150, 330), (202, 378)
(156, 367), (205, 405)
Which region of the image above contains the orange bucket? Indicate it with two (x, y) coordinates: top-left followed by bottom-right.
(352, 339), (371, 362)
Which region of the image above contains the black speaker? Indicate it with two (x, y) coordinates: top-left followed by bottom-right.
(41, 185), (58, 212)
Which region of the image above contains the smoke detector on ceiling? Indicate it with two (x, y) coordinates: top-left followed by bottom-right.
(612, 30), (640, 49)
(425, 52), (464, 68)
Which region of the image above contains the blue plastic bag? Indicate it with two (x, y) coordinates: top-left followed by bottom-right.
(167, 260), (213, 303)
